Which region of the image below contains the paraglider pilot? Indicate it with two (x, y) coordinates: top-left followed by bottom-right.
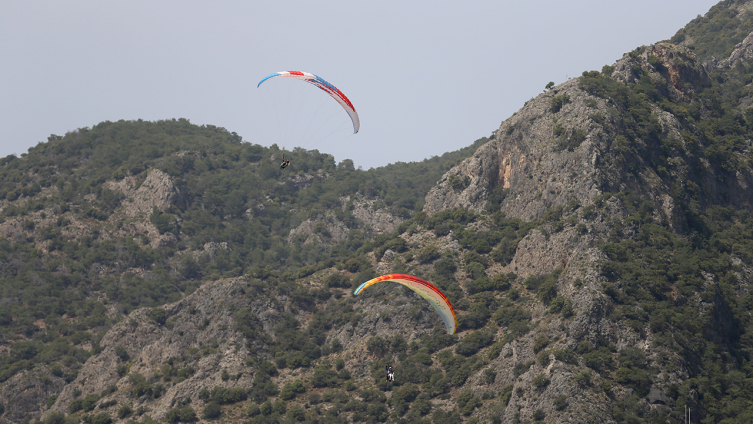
(280, 154), (291, 169)
(386, 366), (394, 382)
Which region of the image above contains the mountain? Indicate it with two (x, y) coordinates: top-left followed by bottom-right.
(0, 119), (488, 424)
(5, 1), (753, 423)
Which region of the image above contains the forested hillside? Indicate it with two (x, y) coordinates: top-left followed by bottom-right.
(6, 1), (753, 423)
(0, 119), (487, 423)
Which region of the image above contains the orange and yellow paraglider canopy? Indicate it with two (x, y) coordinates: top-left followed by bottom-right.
(353, 274), (457, 335)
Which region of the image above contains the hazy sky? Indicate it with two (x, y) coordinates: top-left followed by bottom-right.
(1, 0), (720, 169)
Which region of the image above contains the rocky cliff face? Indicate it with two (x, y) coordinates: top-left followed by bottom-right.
(724, 31), (753, 68)
(417, 37), (753, 423)
(425, 42), (753, 226)
(287, 196), (404, 246)
(424, 74), (602, 221)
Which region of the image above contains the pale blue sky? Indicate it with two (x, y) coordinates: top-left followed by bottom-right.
(1, 1), (719, 169)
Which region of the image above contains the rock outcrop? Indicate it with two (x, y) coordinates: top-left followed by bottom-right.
(288, 216), (350, 244)
(47, 278), (275, 421)
(423, 75), (604, 221)
(104, 169), (178, 218)
(425, 42), (753, 224)
(0, 368), (65, 424)
(726, 31), (753, 68)
(350, 197), (403, 235)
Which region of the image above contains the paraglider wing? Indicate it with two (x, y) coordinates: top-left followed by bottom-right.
(353, 274), (457, 335)
(257, 71), (360, 134)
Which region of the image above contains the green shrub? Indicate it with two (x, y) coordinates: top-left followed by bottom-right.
(344, 258), (362, 273)
(114, 345), (129, 361)
(455, 331), (494, 356)
(101, 385), (117, 397)
(556, 129), (586, 151)
(499, 384), (513, 407)
(249, 368), (279, 401)
(434, 257), (456, 277)
(44, 413), (65, 424)
(432, 408), (461, 424)
(68, 398), (84, 413)
(532, 374), (550, 389)
(615, 367), (652, 397)
(44, 395), (59, 411)
(550, 94), (570, 113)
(85, 207), (109, 221)
(548, 296), (565, 313)
(247, 403), (260, 417)
(86, 413), (113, 424)
(576, 341), (593, 354)
(202, 402), (221, 419)
(297, 265), (316, 279)
(553, 348), (578, 365)
(512, 361), (533, 377)
(205, 387), (247, 405)
(537, 350), (551, 367)
(417, 245), (440, 263)
(532, 335), (549, 353)
(507, 288), (520, 301)
(273, 398), (287, 415)
(524, 269), (561, 304)
(494, 307), (531, 327)
(150, 209), (175, 234)
(582, 347), (614, 371)
(287, 405), (306, 422)
(448, 174), (470, 190)
(483, 368), (497, 384)
(165, 406), (197, 423)
(116, 363), (128, 377)
(508, 321), (530, 336)
(487, 341), (505, 360)
(561, 300), (574, 317)
(148, 308), (166, 326)
(409, 397), (432, 417)
(575, 371), (592, 386)
(259, 401), (273, 416)
(554, 394), (568, 410)
(117, 405), (133, 419)
(311, 365), (340, 388)
(279, 380), (305, 400)
(366, 336), (389, 356)
(459, 303), (491, 330)
(457, 390), (482, 416)
(325, 273), (350, 288)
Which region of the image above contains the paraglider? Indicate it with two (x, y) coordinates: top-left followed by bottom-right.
(280, 153), (291, 169)
(257, 71), (360, 134)
(353, 274), (457, 335)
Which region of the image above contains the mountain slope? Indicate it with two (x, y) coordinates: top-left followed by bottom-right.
(0, 120), (486, 423)
(420, 3), (753, 422)
(7, 1), (753, 424)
